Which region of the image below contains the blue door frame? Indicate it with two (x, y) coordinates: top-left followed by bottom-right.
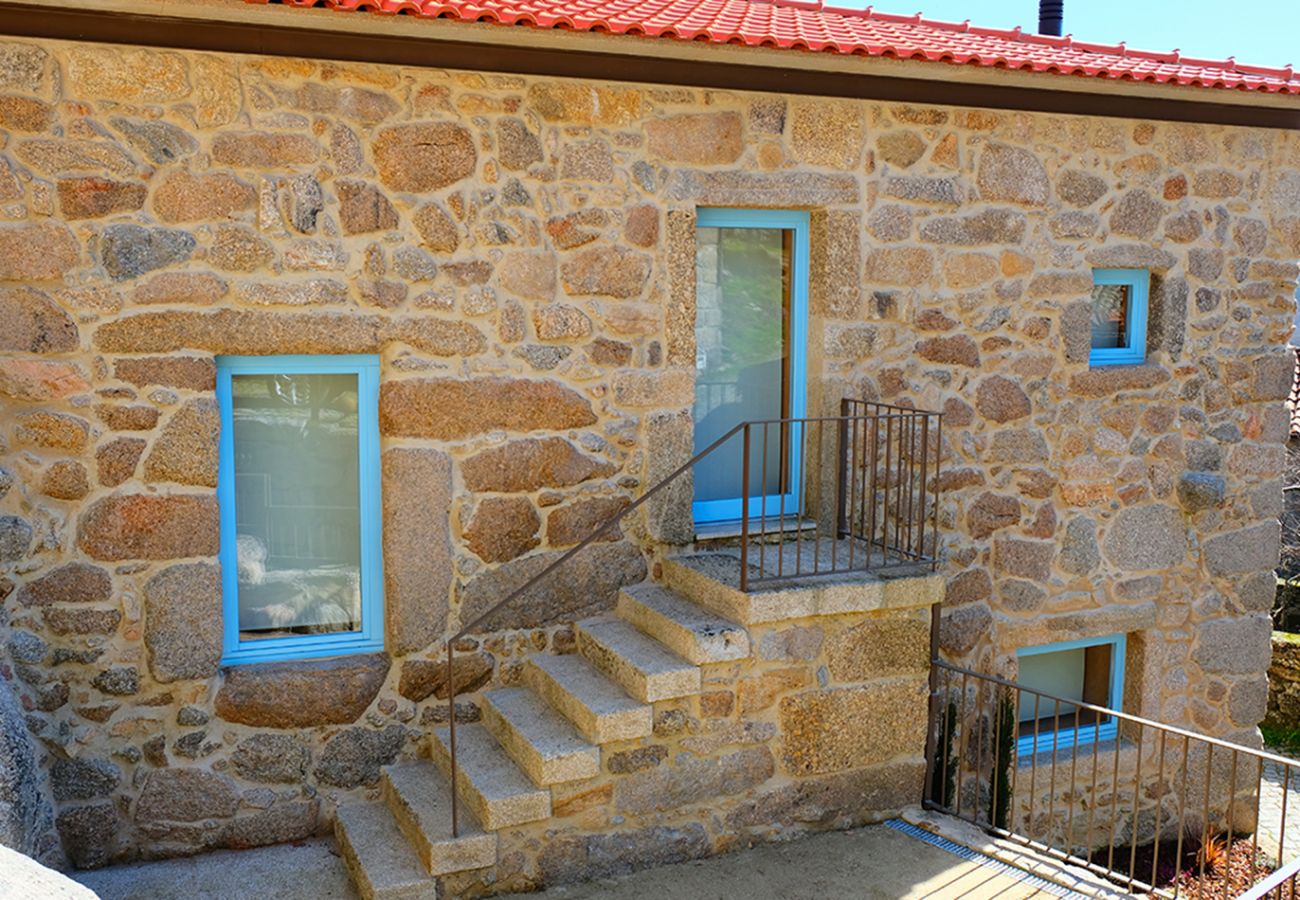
(692, 208), (810, 526)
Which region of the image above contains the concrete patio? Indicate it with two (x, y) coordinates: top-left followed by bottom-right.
(72, 820), (1070, 900)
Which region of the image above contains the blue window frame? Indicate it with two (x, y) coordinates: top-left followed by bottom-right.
(216, 355), (383, 665)
(691, 208), (810, 526)
(1015, 634), (1126, 757)
(1089, 269), (1149, 367)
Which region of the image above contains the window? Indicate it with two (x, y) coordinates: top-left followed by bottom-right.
(1089, 269), (1149, 367)
(217, 355), (383, 665)
(1015, 634), (1126, 756)
(692, 208), (810, 525)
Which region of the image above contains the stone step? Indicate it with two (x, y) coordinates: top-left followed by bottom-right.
(660, 552), (944, 625)
(523, 653), (652, 744)
(575, 616), (700, 703)
(334, 801), (438, 900)
(617, 582), (750, 664)
(380, 761), (497, 876)
(428, 722), (551, 831)
(482, 687), (601, 786)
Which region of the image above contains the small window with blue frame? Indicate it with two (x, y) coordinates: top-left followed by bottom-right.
(1089, 269), (1149, 367)
(216, 355), (384, 665)
(1015, 634), (1126, 757)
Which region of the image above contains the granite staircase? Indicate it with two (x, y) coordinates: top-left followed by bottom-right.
(333, 548), (937, 899)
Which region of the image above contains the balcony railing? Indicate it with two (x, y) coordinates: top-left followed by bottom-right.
(443, 399), (944, 835)
(737, 399), (941, 590)
(925, 659), (1300, 898)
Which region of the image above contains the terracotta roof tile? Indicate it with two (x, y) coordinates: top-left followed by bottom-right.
(246, 0), (1300, 95)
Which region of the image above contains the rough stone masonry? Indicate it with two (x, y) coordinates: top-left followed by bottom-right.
(0, 34), (1296, 879)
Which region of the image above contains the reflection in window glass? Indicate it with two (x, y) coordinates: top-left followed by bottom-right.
(1015, 634), (1124, 756)
(693, 226), (792, 504)
(230, 372), (362, 641)
(1090, 283), (1130, 350)
(1017, 643), (1112, 732)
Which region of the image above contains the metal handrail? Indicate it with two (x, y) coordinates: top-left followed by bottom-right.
(1240, 856), (1300, 899)
(926, 658), (1300, 898)
(444, 417), (751, 835)
(738, 402), (941, 590)
(443, 403), (942, 835)
(935, 659), (1300, 769)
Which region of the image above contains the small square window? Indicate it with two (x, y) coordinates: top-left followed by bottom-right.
(1089, 269), (1149, 367)
(216, 355), (384, 665)
(1015, 634), (1126, 756)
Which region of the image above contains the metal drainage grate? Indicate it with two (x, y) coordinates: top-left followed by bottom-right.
(884, 819), (1083, 899)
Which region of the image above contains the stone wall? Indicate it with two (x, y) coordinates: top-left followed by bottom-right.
(1267, 633), (1300, 728)
(449, 604), (933, 896)
(0, 655), (58, 862)
(0, 34), (1295, 868)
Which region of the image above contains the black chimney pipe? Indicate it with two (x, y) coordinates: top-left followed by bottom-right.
(1038, 0), (1064, 36)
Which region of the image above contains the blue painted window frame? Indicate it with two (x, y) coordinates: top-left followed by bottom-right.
(1016, 633), (1126, 758)
(692, 207), (811, 526)
(216, 354), (384, 665)
(1089, 268), (1149, 367)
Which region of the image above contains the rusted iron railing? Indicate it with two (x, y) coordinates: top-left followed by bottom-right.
(739, 399), (941, 590)
(443, 401), (943, 836)
(925, 659), (1300, 898)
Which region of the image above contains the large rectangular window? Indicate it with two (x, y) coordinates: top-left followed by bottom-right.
(1016, 634), (1126, 756)
(217, 355), (383, 664)
(692, 208), (809, 525)
(1089, 269), (1149, 367)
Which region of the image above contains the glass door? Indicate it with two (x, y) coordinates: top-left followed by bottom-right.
(692, 209), (809, 526)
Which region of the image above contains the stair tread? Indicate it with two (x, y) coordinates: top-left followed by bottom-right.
(576, 616), (700, 702)
(660, 552), (943, 624)
(527, 653), (647, 719)
(385, 760), (488, 837)
(624, 582), (741, 629)
(429, 723), (551, 829)
(335, 801), (437, 900)
(484, 687), (598, 762)
(523, 653), (652, 743)
(620, 582), (749, 662)
(382, 761), (495, 876)
(578, 616), (698, 678)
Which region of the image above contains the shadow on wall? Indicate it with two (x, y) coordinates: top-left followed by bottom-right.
(1277, 287), (1300, 626)
(1279, 425), (1300, 628)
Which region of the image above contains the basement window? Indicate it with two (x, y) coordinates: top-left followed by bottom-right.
(1015, 634), (1126, 756)
(1089, 269), (1149, 367)
(216, 355), (384, 665)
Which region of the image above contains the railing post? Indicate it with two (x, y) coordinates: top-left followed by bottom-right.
(836, 399), (850, 540)
(917, 414), (930, 563)
(740, 422), (750, 593)
(447, 641), (458, 838)
(931, 412), (942, 570)
(923, 599), (943, 807)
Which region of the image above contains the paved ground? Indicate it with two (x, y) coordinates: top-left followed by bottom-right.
(72, 822), (1056, 900)
(506, 825), (1056, 899)
(73, 839), (358, 900)
(1257, 756), (1300, 864)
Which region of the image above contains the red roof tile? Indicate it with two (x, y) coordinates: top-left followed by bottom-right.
(245, 0), (1300, 95)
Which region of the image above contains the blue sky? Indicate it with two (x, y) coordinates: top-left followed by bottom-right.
(847, 1), (1296, 68)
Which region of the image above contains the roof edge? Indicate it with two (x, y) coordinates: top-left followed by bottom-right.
(2, 0), (1298, 129)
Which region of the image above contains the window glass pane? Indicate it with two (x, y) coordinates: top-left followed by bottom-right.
(1017, 643), (1115, 737)
(693, 226), (792, 504)
(231, 372), (362, 641)
(1090, 283), (1130, 349)
(1018, 647), (1086, 722)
